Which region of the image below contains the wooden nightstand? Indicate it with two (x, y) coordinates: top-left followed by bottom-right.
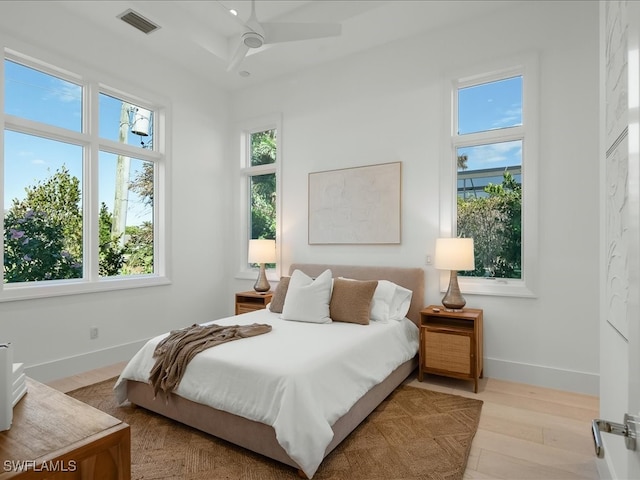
(235, 291), (273, 315)
(418, 305), (483, 393)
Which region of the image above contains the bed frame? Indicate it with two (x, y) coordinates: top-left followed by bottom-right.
(125, 263), (425, 477)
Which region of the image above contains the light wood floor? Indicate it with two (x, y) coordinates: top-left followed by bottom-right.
(47, 364), (600, 480)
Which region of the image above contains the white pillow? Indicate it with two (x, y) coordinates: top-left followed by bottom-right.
(280, 269), (333, 324)
(369, 280), (395, 322)
(389, 283), (412, 321)
(370, 280), (413, 322)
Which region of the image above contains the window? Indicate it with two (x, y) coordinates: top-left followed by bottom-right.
(238, 115), (281, 278)
(442, 55), (538, 297)
(2, 51), (168, 300)
(248, 130), (276, 243)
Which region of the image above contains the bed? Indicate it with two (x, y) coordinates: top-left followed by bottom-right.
(114, 263), (424, 478)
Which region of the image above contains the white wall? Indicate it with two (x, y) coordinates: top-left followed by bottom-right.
(0, 1), (602, 395)
(229, 1), (601, 394)
(0, 3), (231, 381)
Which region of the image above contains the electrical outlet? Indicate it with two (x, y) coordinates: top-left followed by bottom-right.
(90, 327), (99, 340)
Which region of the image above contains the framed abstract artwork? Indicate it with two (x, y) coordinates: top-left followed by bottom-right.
(308, 161), (401, 244)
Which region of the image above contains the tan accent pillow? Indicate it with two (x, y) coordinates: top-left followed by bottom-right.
(330, 278), (378, 325)
(268, 276), (290, 313)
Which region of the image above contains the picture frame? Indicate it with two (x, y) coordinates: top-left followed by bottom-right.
(308, 161), (401, 245)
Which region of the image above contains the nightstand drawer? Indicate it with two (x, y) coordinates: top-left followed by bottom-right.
(424, 328), (472, 375)
(235, 291), (273, 315)
(236, 304), (263, 314)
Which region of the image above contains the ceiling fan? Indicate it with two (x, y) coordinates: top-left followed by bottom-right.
(223, 0), (342, 72)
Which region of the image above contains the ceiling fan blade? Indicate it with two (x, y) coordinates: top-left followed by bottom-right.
(213, 1), (264, 42)
(214, 0), (251, 31)
(246, 0), (260, 28)
(227, 40), (250, 71)
(261, 22), (342, 45)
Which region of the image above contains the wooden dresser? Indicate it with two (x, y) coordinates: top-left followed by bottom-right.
(0, 378), (130, 479)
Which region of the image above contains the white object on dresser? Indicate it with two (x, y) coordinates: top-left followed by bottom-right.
(0, 343), (13, 431)
(12, 362), (27, 407)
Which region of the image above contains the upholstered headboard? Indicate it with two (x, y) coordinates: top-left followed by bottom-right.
(288, 263), (425, 326)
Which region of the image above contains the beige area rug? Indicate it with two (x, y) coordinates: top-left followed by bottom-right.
(68, 378), (483, 480)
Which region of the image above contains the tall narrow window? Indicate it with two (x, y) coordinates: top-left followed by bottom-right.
(456, 75), (523, 279)
(98, 93), (155, 278)
(445, 56), (538, 297)
(249, 129), (276, 244)
(4, 61), (84, 284)
(238, 116), (281, 279)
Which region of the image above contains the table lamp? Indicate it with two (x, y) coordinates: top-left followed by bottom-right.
(434, 237), (475, 311)
(248, 239), (276, 293)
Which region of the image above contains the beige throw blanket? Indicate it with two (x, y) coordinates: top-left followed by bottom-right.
(149, 322), (272, 397)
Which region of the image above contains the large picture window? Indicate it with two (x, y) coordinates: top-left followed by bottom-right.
(442, 56), (538, 297)
(2, 51), (168, 300)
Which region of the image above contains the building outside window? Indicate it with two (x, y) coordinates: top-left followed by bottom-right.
(2, 51), (167, 300)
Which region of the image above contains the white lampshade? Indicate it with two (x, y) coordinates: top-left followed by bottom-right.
(434, 238), (475, 271)
(248, 239), (276, 264)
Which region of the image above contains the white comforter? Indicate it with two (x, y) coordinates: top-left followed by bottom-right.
(114, 309), (418, 478)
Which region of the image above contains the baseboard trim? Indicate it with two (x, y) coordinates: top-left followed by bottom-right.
(485, 357), (599, 396)
(25, 339), (150, 383)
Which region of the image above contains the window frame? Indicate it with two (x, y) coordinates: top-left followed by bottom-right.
(1, 48), (171, 301)
(236, 114), (282, 281)
(440, 53), (539, 298)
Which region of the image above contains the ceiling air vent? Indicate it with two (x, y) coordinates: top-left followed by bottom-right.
(117, 9), (160, 35)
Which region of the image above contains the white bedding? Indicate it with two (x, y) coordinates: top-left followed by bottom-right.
(114, 308), (419, 478)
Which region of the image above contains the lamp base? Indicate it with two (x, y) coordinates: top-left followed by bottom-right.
(441, 271), (466, 311)
(253, 263), (271, 293)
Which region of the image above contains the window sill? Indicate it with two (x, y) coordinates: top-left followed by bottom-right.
(0, 275), (171, 302)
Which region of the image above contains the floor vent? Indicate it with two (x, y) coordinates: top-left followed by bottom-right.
(118, 9), (160, 35)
